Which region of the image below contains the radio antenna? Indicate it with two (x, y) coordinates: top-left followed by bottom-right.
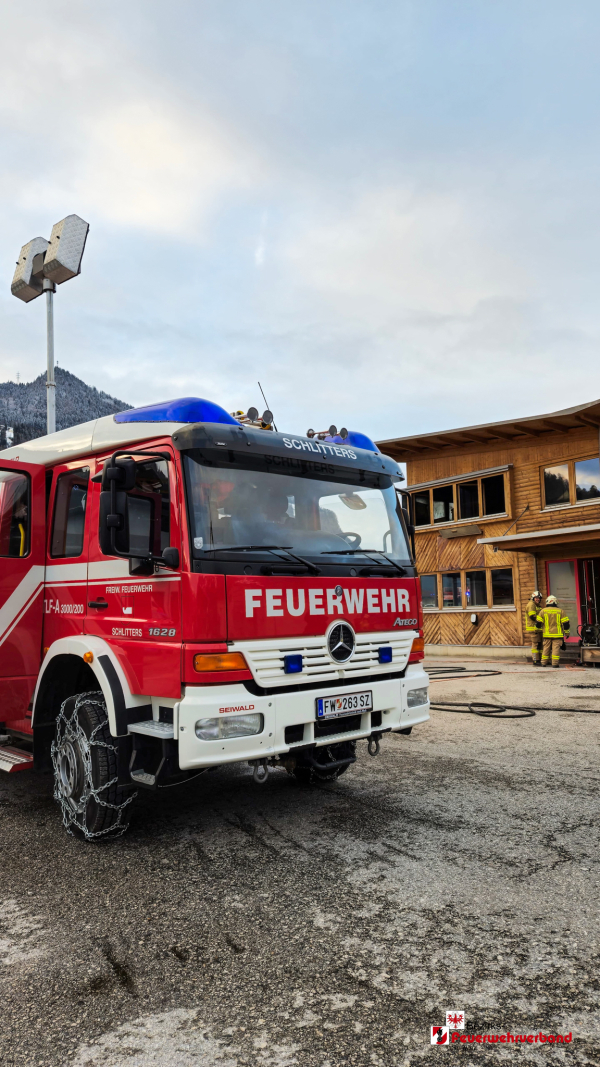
(258, 381), (277, 431)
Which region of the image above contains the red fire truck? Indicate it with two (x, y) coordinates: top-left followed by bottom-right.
(0, 397), (428, 839)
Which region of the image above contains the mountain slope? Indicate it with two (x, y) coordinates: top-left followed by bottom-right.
(0, 368), (132, 446)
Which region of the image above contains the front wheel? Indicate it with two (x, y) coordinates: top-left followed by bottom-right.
(51, 691), (135, 840)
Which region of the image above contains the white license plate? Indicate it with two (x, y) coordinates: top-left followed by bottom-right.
(316, 690), (373, 719)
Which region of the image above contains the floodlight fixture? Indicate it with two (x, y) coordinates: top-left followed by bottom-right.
(10, 214), (89, 434)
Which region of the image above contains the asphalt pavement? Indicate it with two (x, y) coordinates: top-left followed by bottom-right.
(1, 659), (599, 1066)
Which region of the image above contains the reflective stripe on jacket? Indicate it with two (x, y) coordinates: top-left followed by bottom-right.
(536, 606), (570, 638)
(525, 599), (540, 632)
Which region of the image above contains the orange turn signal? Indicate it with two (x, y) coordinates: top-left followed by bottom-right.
(83, 651), (94, 664)
(411, 637), (424, 655)
(193, 652), (248, 673)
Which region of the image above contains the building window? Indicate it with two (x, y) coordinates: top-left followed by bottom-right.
(442, 572), (462, 608)
(432, 484), (454, 523)
(491, 568), (514, 606)
(410, 470), (508, 527)
(482, 474), (505, 515)
(544, 464), (570, 507)
(458, 480), (478, 519)
(51, 468), (89, 558)
(575, 457), (600, 501)
(414, 490), (431, 526)
(465, 570), (487, 607)
(421, 574), (438, 608)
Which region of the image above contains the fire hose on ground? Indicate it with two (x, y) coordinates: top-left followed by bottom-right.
(426, 665), (600, 718)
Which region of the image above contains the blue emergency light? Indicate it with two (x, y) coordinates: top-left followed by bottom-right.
(114, 398), (239, 425)
(283, 654), (303, 674)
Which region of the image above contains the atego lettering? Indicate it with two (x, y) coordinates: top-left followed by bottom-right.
(245, 587), (413, 619)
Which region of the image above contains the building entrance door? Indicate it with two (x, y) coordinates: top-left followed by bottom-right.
(578, 558), (600, 635)
(546, 560), (579, 643)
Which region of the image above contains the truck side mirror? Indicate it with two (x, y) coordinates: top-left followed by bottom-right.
(99, 490), (127, 556)
(161, 547), (179, 570)
(101, 456), (137, 491)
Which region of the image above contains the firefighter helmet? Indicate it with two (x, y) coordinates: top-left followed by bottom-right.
(531, 591), (542, 599)
(546, 595), (558, 606)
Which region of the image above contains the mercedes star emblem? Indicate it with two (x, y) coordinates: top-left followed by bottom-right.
(327, 622), (355, 663)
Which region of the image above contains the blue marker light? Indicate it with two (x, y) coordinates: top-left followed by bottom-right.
(378, 646), (393, 664)
(283, 654), (303, 674)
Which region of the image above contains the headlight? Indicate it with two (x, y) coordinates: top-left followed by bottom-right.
(407, 687), (428, 708)
(195, 714), (264, 741)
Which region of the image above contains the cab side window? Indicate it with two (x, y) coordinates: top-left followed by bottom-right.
(115, 460), (170, 557)
(0, 470), (30, 557)
(51, 468), (90, 558)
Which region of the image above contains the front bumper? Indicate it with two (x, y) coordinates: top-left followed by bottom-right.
(176, 664), (429, 770)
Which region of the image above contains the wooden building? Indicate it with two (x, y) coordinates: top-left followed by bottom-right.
(378, 399), (600, 655)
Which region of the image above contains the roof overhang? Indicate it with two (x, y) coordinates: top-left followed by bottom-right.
(377, 398), (600, 461)
(478, 522), (600, 553)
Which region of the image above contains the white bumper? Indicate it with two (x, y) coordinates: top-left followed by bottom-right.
(177, 664), (429, 770)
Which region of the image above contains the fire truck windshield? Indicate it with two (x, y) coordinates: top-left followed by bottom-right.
(182, 449), (411, 562)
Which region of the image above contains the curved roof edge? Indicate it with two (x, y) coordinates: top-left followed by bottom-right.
(377, 397), (600, 460)
(0, 413), (187, 467)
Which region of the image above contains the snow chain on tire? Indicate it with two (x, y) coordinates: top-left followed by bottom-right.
(51, 691), (136, 840)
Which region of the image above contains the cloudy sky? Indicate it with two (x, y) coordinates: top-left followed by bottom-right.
(1, 1), (599, 441)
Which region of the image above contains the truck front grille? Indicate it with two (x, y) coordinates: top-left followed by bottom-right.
(233, 630), (415, 689)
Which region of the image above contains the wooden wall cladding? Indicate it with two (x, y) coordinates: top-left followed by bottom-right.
(423, 614), (441, 645)
(437, 536), (462, 571)
(464, 613), (490, 645)
(462, 538), (485, 569)
(416, 533), (490, 573)
(415, 534), (438, 574)
(439, 613), (465, 646)
(489, 612), (519, 645)
(423, 611), (516, 646)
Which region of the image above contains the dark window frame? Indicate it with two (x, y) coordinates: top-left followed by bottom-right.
(420, 574), (438, 609)
(542, 454), (600, 510)
(0, 469), (31, 558)
(411, 471), (508, 528)
(50, 467), (90, 559)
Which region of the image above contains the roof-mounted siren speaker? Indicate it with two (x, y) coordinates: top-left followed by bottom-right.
(261, 409), (273, 429)
(247, 406), (259, 422)
(43, 214), (89, 285)
(11, 237), (49, 302)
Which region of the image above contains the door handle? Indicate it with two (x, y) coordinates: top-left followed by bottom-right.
(88, 599), (108, 610)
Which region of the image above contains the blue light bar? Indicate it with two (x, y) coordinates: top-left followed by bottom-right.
(114, 397), (239, 426)
(347, 430), (380, 452)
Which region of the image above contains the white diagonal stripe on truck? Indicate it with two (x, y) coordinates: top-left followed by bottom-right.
(0, 566), (45, 646)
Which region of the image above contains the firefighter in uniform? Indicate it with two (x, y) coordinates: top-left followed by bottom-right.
(525, 590), (543, 664)
(536, 595), (570, 668)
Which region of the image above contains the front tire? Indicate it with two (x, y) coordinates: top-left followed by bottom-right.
(51, 691), (135, 840)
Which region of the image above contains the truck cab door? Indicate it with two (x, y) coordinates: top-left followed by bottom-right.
(0, 458), (46, 728)
(86, 450), (182, 699)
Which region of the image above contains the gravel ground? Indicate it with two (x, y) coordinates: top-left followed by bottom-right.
(1, 660), (599, 1066)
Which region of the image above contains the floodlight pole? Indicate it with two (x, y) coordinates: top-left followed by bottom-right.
(43, 278), (56, 435)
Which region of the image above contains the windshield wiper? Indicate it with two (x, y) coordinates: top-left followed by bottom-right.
(321, 548), (405, 575)
(205, 545), (292, 552)
(203, 545), (320, 574)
